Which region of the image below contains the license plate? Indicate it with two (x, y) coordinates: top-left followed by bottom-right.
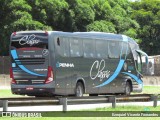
(26, 87), (34, 90)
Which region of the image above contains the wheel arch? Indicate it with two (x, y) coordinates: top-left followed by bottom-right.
(76, 78), (86, 93)
(126, 79), (133, 92)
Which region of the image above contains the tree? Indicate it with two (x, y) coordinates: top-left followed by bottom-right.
(66, 0), (95, 31)
(93, 0), (113, 21)
(87, 20), (116, 33)
(1, 0), (157, 56)
(0, 0), (51, 55)
(27, 0), (69, 31)
(107, 0), (139, 34)
(131, 0), (160, 55)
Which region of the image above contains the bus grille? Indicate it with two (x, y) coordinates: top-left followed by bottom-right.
(16, 80), (45, 84)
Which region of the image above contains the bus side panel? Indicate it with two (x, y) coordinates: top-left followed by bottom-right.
(74, 58), (100, 94)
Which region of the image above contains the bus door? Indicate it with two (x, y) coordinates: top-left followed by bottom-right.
(136, 50), (148, 78)
(54, 37), (73, 95)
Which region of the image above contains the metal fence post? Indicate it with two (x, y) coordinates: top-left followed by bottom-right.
(151, 95), (158, 107)
(109, 96), (116, 108)
(3, 100), (8, 112)
(59, 98), (67, 112)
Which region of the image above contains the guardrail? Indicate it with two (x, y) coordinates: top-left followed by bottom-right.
(0, 94), (159, 112)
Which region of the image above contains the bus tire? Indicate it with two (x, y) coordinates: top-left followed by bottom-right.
(124, 81), (131, 95)
(75, 82), (84, 97)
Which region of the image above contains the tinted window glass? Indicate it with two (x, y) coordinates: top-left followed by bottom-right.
(56, 37), (70, 57)
(120, 42), (129, 59)
(108, 41), (121, 58)
(136, 53), (142, 73)
(96, 40), (108, 59)
(11, 33), (48, 49)
(129, 43), (139, 60)
(70, 38), (82, 57)
(83, 39), (95, 58)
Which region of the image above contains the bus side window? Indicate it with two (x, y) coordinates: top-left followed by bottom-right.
(70, 38), (83, 57)
(96, 40), (108, 59)
(108, 41), (121, 59)
(56, 37), (70, 57)
(62, 38), (70, 57)
(83, 39), (95, 58)
(120, 42), (129, 59)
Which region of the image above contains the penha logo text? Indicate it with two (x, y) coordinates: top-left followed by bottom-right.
(19, 34), (40, 46)
(90, 59), (110, 81)
(56, 62), (74, 68)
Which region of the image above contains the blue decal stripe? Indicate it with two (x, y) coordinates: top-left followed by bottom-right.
(95, 59), (125, 87)
(11, 50), (19, 60)
(122, 72), (142, 84)
(11, 50), (45, 76)
(12, 63), (16, 67)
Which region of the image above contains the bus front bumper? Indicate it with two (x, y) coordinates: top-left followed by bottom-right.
(132, 83), (143, 93)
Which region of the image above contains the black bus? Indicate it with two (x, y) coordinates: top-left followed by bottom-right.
(10, 31), (148, 97)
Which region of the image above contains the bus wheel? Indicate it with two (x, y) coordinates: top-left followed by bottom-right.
(75, 82), (84, 97)
(124, 82), (131, 95)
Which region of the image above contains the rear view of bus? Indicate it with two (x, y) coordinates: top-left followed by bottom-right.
(10, 31), (54, 96)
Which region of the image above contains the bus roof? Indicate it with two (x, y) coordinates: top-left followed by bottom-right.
(53, 31), (138, 44)
(12, 31), (138, 44)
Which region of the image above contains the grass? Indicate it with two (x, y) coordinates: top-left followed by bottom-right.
(142, 86), (160, 94)
(41, 105), (160, 116)
(2, 117), (160, 120)
(0, 89), (25, 98)
(1, 106), (160, 120)
(94, 105), (160, 111)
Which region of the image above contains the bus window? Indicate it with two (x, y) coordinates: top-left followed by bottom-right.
(62, 38), (70, 57)
(96, 40), (108, 59)
(70, 38), (83, 57)
(11, 34), (48, 49)
(121, 42), (129, 59)
(56, 37), (70, 57)
(83, 39), (95, 58)
(108, 41), (121, 58)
